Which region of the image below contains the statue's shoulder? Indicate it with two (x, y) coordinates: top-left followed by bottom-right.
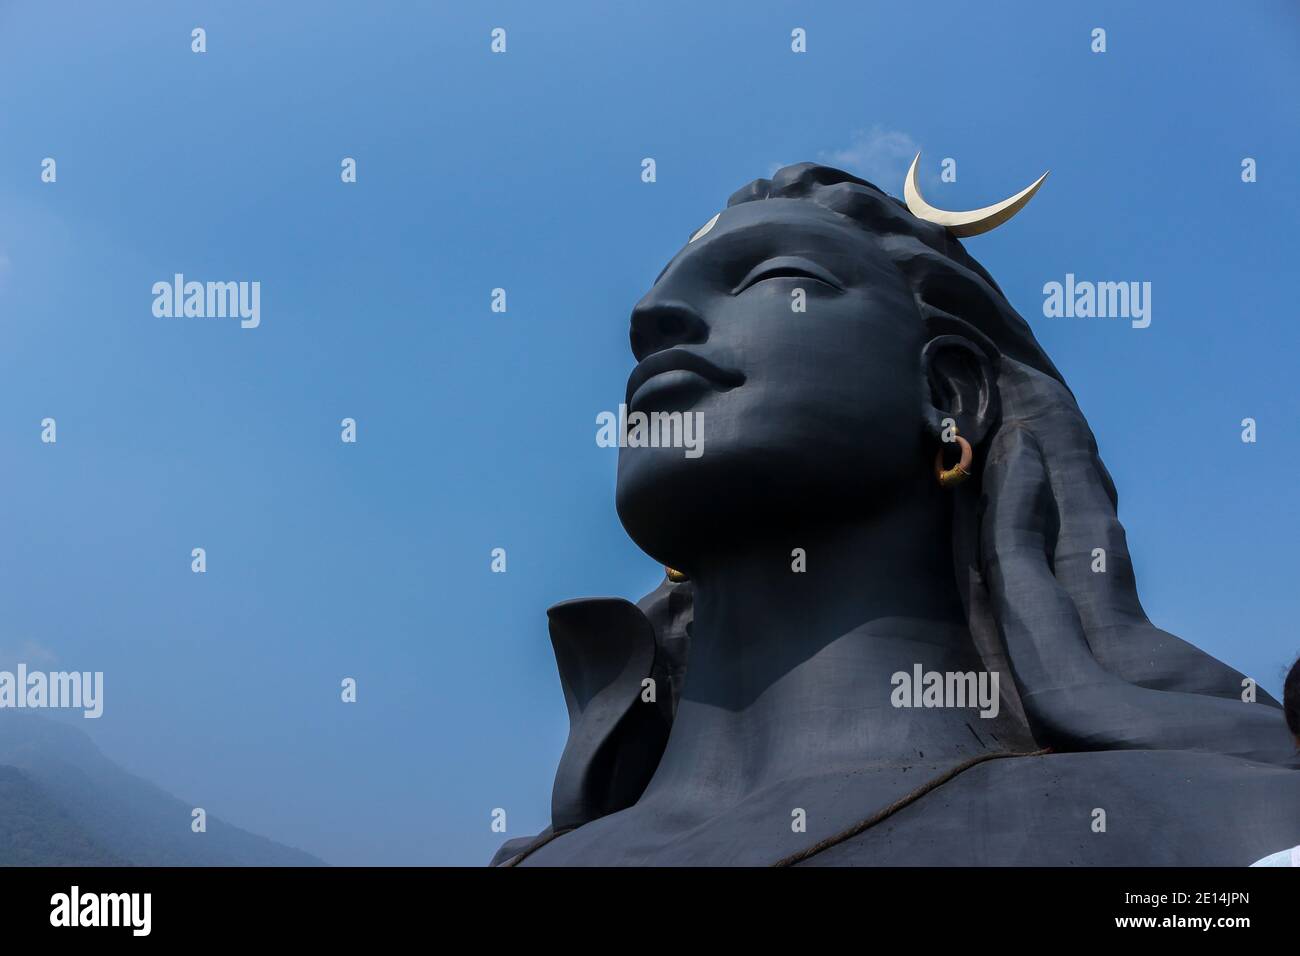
(808, 749), (1300, 866)
(505, 748), (1298, 866)
(488, 829), (553, 867)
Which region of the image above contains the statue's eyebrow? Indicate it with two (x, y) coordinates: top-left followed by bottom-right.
(651, 216), (837, 288)
(650, 216), (747, 287)
(650, 211), (741, 286)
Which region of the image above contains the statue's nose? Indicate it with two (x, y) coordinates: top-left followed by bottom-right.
(629, 296), (708, 362)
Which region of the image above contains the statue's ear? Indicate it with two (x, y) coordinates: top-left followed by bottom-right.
(919, 310), (1001, 448)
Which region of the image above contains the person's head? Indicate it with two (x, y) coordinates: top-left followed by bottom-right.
(615, 162), (1074, 571)
(1285, 656), (1300, 747)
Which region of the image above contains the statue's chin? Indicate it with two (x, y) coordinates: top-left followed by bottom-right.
(614, 448), (726, 572)
(615, 467), (690, 571)
(616, 441), (888, 569)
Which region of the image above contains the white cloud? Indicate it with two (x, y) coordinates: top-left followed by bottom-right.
(0, 640), (60, 672)
(819, 125), (919, 188)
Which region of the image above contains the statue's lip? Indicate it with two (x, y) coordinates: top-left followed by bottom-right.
(625, 348), (744, 407)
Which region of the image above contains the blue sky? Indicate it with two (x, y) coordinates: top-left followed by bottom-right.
(0, 1), (1297, 865)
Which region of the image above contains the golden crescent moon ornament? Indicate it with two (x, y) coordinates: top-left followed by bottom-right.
(904, 153), (1049, 237)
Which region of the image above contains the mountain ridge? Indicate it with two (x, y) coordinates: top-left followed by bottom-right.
(0, 712), (325, 866)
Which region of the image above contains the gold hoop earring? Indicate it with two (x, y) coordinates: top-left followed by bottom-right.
(665, 567), (690, 583)
(935, 433), (973, 489)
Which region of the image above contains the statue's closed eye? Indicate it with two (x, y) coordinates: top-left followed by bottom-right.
(732, 256), (845, 295)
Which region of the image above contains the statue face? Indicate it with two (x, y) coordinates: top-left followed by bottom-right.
(616, 198), (929, 570)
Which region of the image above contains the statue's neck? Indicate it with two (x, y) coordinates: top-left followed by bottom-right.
(643, 489), (997, 806)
